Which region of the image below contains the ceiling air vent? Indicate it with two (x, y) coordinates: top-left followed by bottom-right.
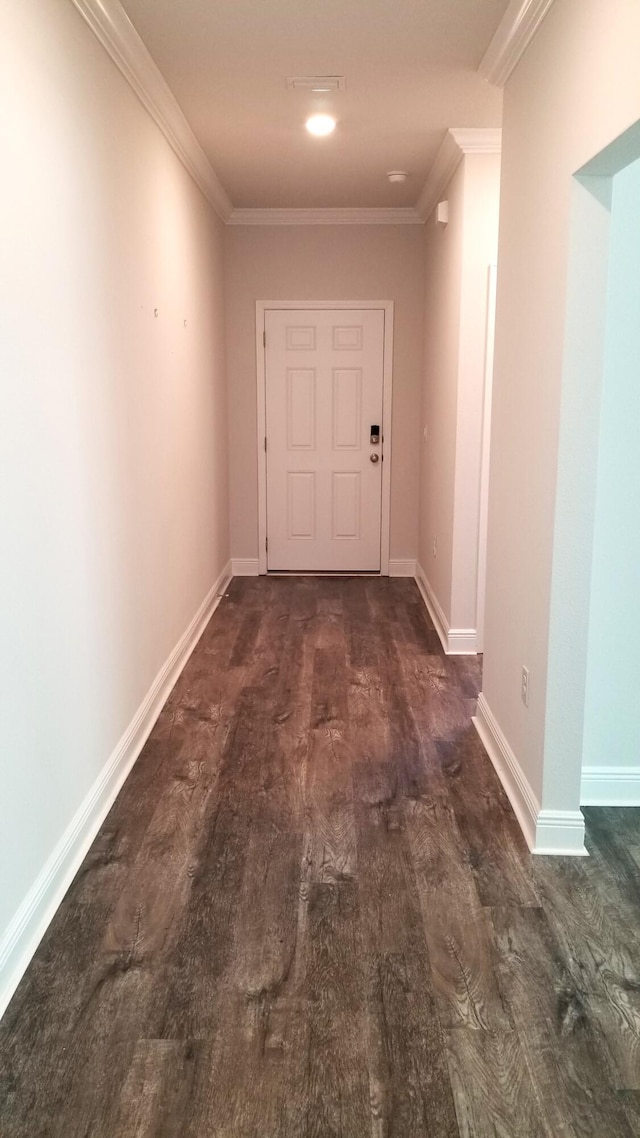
(286, 76), (345, 92)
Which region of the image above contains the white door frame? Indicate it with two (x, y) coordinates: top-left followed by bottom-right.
(476, 264), (497, 652)
(256, 300), (394, 575)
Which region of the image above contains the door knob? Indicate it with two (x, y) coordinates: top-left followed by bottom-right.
(370, 452), (380, 463)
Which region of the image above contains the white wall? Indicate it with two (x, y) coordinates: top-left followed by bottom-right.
(482, 0), (640, 833)
(419, 151), (500, 634)
(453, 155), (501, 633)
(224, 224), (426, 563)
(419, 163), (465, 617)
(0, 0), (229, 994)
(582, 156), (640, 783)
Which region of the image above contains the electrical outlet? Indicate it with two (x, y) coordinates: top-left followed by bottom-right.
(432, 536), (437, 558)
(521, 666), (529, 707)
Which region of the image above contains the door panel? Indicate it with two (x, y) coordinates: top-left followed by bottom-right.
(332, 471), (361, 538)
(287, 369), (316, 449)
(287, 472), (315, 538)
(332, 369), (362, 449)
(265, 308), (385, 571)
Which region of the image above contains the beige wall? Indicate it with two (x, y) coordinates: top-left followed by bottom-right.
(1, 0), (229, 984)
(419, 152), (501, 632)
(224, 224), (426, 562)
(418, 163), (465, 617)
(483, 0), (640, 811)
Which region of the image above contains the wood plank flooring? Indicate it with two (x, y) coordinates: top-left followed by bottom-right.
(1, 576), (639, 1137)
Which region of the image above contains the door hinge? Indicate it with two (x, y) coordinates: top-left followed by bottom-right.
(264, 436), (267, 452)
(263, 330), (266, 348)
(265, 537), (268, 552)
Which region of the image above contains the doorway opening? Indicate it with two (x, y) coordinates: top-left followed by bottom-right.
(544, 120), (640, 816)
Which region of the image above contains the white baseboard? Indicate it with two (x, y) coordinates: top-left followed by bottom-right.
(389, 559), (417, 577)
(447, 628), (478, 654)
(535, 810), (589, 854)
(581, 766), (640, 806)
(0, 559), (232, 1021)
(473, 693), (539, 849)
(415, 562), (449, 649)
(231, 558), (260, 576)
(414, 562), (477, 655)
(473, 692), (587, 856)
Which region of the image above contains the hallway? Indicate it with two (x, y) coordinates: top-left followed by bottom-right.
(0, 577), (637, 1136)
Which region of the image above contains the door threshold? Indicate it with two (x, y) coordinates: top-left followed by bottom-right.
(267, 570), (383, 577)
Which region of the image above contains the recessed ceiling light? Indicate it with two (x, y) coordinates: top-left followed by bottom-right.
(306, 114), (336, 137)
(387, 171), (408, 183)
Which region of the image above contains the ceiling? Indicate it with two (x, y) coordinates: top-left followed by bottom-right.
(119, 0), (508, 209)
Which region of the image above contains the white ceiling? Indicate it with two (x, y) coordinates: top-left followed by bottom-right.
(119, 0), (508, 209)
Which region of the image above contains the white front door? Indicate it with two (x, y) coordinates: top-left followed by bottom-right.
(264, 308), (386, 571)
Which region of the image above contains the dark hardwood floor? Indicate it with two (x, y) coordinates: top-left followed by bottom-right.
(1, 576), (639, 1137)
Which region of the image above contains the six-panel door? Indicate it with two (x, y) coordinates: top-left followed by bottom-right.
(265, 308), (385, 571)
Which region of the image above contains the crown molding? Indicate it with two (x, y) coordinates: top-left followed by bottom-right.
(226, 207), (424, 226)
(69, 0), (233, 221)
(416, 128), (501, 221)
(479, 0), (557, 87)
(450, 127), (502, 154)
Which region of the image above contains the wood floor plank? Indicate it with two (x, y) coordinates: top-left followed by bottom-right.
(347, 657), (390, 767)
(153, 690), (276, 1039)
(104, 739), (220, 966)
(618, 1091), (640, 1133)
(306, 726), (357, 884)
(396, 643), (474, 800)
(491, 904), (634, 1136)
(445, 1028), (548, 1138)
(365, 951), (460, 1138)
(406, 795), (511, 1032)
(225, 761), (303, 1004)
(377, 634), (431, 801)
(180, 595), (313, 1137)
(583, 807), (640, 921)
(532, 853), (640, 1091)
(305, 609), (358, 884)
(342, 576), (376, 670)
(113, 1039), (201, 1138)
(151, 583), (296, 1040)
(182, 995), (310, 1138)
(305, 882), (370, 1138)
(343, 582), (393, 772)
(353, 761), (460, 1137)
(242, 577), (293, 684)
(182, 814), (308, 1138)
(398, 650), (472, 758)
